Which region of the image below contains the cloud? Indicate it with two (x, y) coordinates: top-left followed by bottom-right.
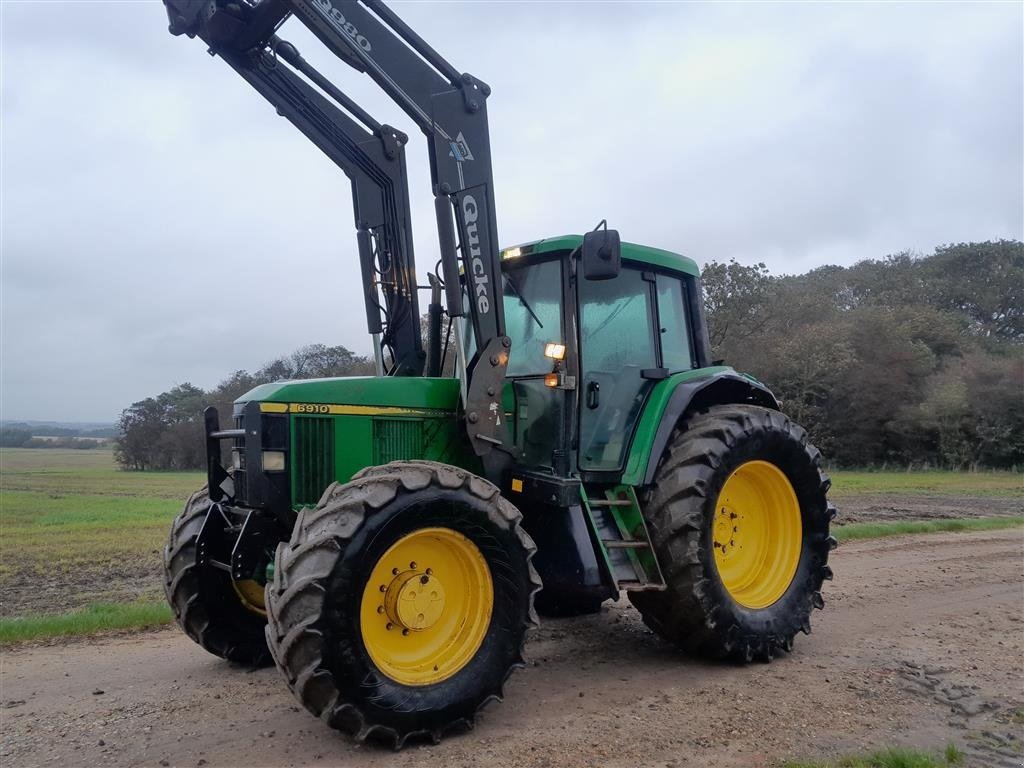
(1, 1), (1021, 421)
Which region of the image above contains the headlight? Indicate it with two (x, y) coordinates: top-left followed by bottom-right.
(262, 451), (286, 472)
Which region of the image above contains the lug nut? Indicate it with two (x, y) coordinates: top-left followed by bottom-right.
(386, 622), (394, 631)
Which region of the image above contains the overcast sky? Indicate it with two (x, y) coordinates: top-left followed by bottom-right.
(2, 1), (1021, 422)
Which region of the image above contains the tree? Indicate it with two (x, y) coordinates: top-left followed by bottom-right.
(701, 260), (775, 359)
(0, 427), (33, 447)
(115, 398), (166, 470)
(927, 240), (1024, 343)
(702, 240), (1022, 467)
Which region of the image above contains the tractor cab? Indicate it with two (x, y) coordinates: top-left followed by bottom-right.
(476, 235), (711, 482)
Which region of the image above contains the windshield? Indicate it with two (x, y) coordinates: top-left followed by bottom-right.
(459, 258), (563, 377)
(503, 259), (563, 376)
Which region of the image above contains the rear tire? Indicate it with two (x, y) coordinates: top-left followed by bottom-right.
(630, 405), (835, 662)
(265, 461), (541, 747)
(163, 487), (272, 666)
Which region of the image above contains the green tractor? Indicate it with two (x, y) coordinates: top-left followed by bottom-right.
(161, 0), (836, 747)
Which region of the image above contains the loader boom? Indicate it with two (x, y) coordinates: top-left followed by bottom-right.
(164, 0), (508, 454)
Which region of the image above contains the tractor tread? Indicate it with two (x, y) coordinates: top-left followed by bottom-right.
(630, 404), (834, 663)
(265, 460), (541, 748)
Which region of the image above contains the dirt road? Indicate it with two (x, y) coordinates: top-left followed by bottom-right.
(2, 529), (1022, 768)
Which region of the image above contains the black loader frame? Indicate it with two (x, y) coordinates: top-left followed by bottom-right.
(165, 0), (509, 458)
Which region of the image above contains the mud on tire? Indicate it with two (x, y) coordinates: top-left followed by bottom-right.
(163, 487), (272, 666)
(264, 461), (542, 747)
(629, 405), (836, 662)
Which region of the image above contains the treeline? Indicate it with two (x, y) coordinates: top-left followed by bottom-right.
(115, 344), (374, 470)
(704, 240), (1023, 469)
(116, 240), (1021, 471)
(0, 427), (109, 450)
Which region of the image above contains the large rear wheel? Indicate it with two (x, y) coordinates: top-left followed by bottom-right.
(630, 405), (836, 661)
(265, 461), (541, 747)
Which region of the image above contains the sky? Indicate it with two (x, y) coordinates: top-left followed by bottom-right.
(1, 1), (1022, 423)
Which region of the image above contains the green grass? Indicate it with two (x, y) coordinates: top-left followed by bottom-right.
(0, 448), (203, 615)
(835, 515), (1024, 541)
(0, 448), (202, 498)
(782, 744), (964, 768)
(0, 600), (172, 645)
(829, 469), (1022, 499)
(0, 448), (202, 558)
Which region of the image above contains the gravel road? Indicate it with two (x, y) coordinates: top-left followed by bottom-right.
(2, 529), (1022, 768)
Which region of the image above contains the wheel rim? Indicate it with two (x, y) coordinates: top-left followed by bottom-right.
(359, 527), (493, 686)
(712, 460), (802, 609)
(232, 579), (267, 617)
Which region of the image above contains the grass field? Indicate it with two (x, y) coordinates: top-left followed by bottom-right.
(0, 448), (1020, 643)
(827, 469), (1022, 499)
(0, 448), (201, 622)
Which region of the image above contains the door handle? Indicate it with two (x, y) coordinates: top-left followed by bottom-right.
(586, 381), (600, 409)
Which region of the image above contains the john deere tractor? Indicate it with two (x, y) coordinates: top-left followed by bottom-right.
(160, 0), (836, 747)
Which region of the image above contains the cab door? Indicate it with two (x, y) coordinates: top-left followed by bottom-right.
(577, 268), (658, 472)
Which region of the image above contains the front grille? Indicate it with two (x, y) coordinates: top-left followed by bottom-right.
(294, 416), (335, 506)
(373, 419), (423, 464)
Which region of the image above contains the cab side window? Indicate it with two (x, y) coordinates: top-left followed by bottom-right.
(656, 275), (695, 373)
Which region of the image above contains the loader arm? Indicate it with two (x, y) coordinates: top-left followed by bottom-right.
(164, 0), (510, 456)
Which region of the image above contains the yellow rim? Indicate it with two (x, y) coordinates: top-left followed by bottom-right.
(232, 578), (267, 617)
(360, 527), (493, 686)
(712, 460), (802, 609)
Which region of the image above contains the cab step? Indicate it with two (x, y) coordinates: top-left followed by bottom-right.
(580, 484), (665, 593)
(603, 540), (650, 550)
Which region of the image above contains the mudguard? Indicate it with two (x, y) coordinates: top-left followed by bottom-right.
(640, 371), (779, 486)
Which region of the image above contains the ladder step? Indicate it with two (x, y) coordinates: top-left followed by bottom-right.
(616, 580), (666, 592)
(603, 540), (650, 550)
(588, 499), (633, 507)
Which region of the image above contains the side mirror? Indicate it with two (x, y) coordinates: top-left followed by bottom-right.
(581, 229), (621, 280)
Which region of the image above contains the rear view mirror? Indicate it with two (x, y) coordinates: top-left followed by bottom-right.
(581, 228), (621, 280)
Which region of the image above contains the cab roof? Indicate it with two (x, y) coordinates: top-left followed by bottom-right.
(502, 235), (700, 278)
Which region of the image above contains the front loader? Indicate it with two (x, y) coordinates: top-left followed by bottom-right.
(159, 0), (836, 747)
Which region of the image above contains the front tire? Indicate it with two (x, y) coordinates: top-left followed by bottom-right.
(630, 405), (836, 662)
(265, 461), (541, 747)
(163, 487), (272, 666)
